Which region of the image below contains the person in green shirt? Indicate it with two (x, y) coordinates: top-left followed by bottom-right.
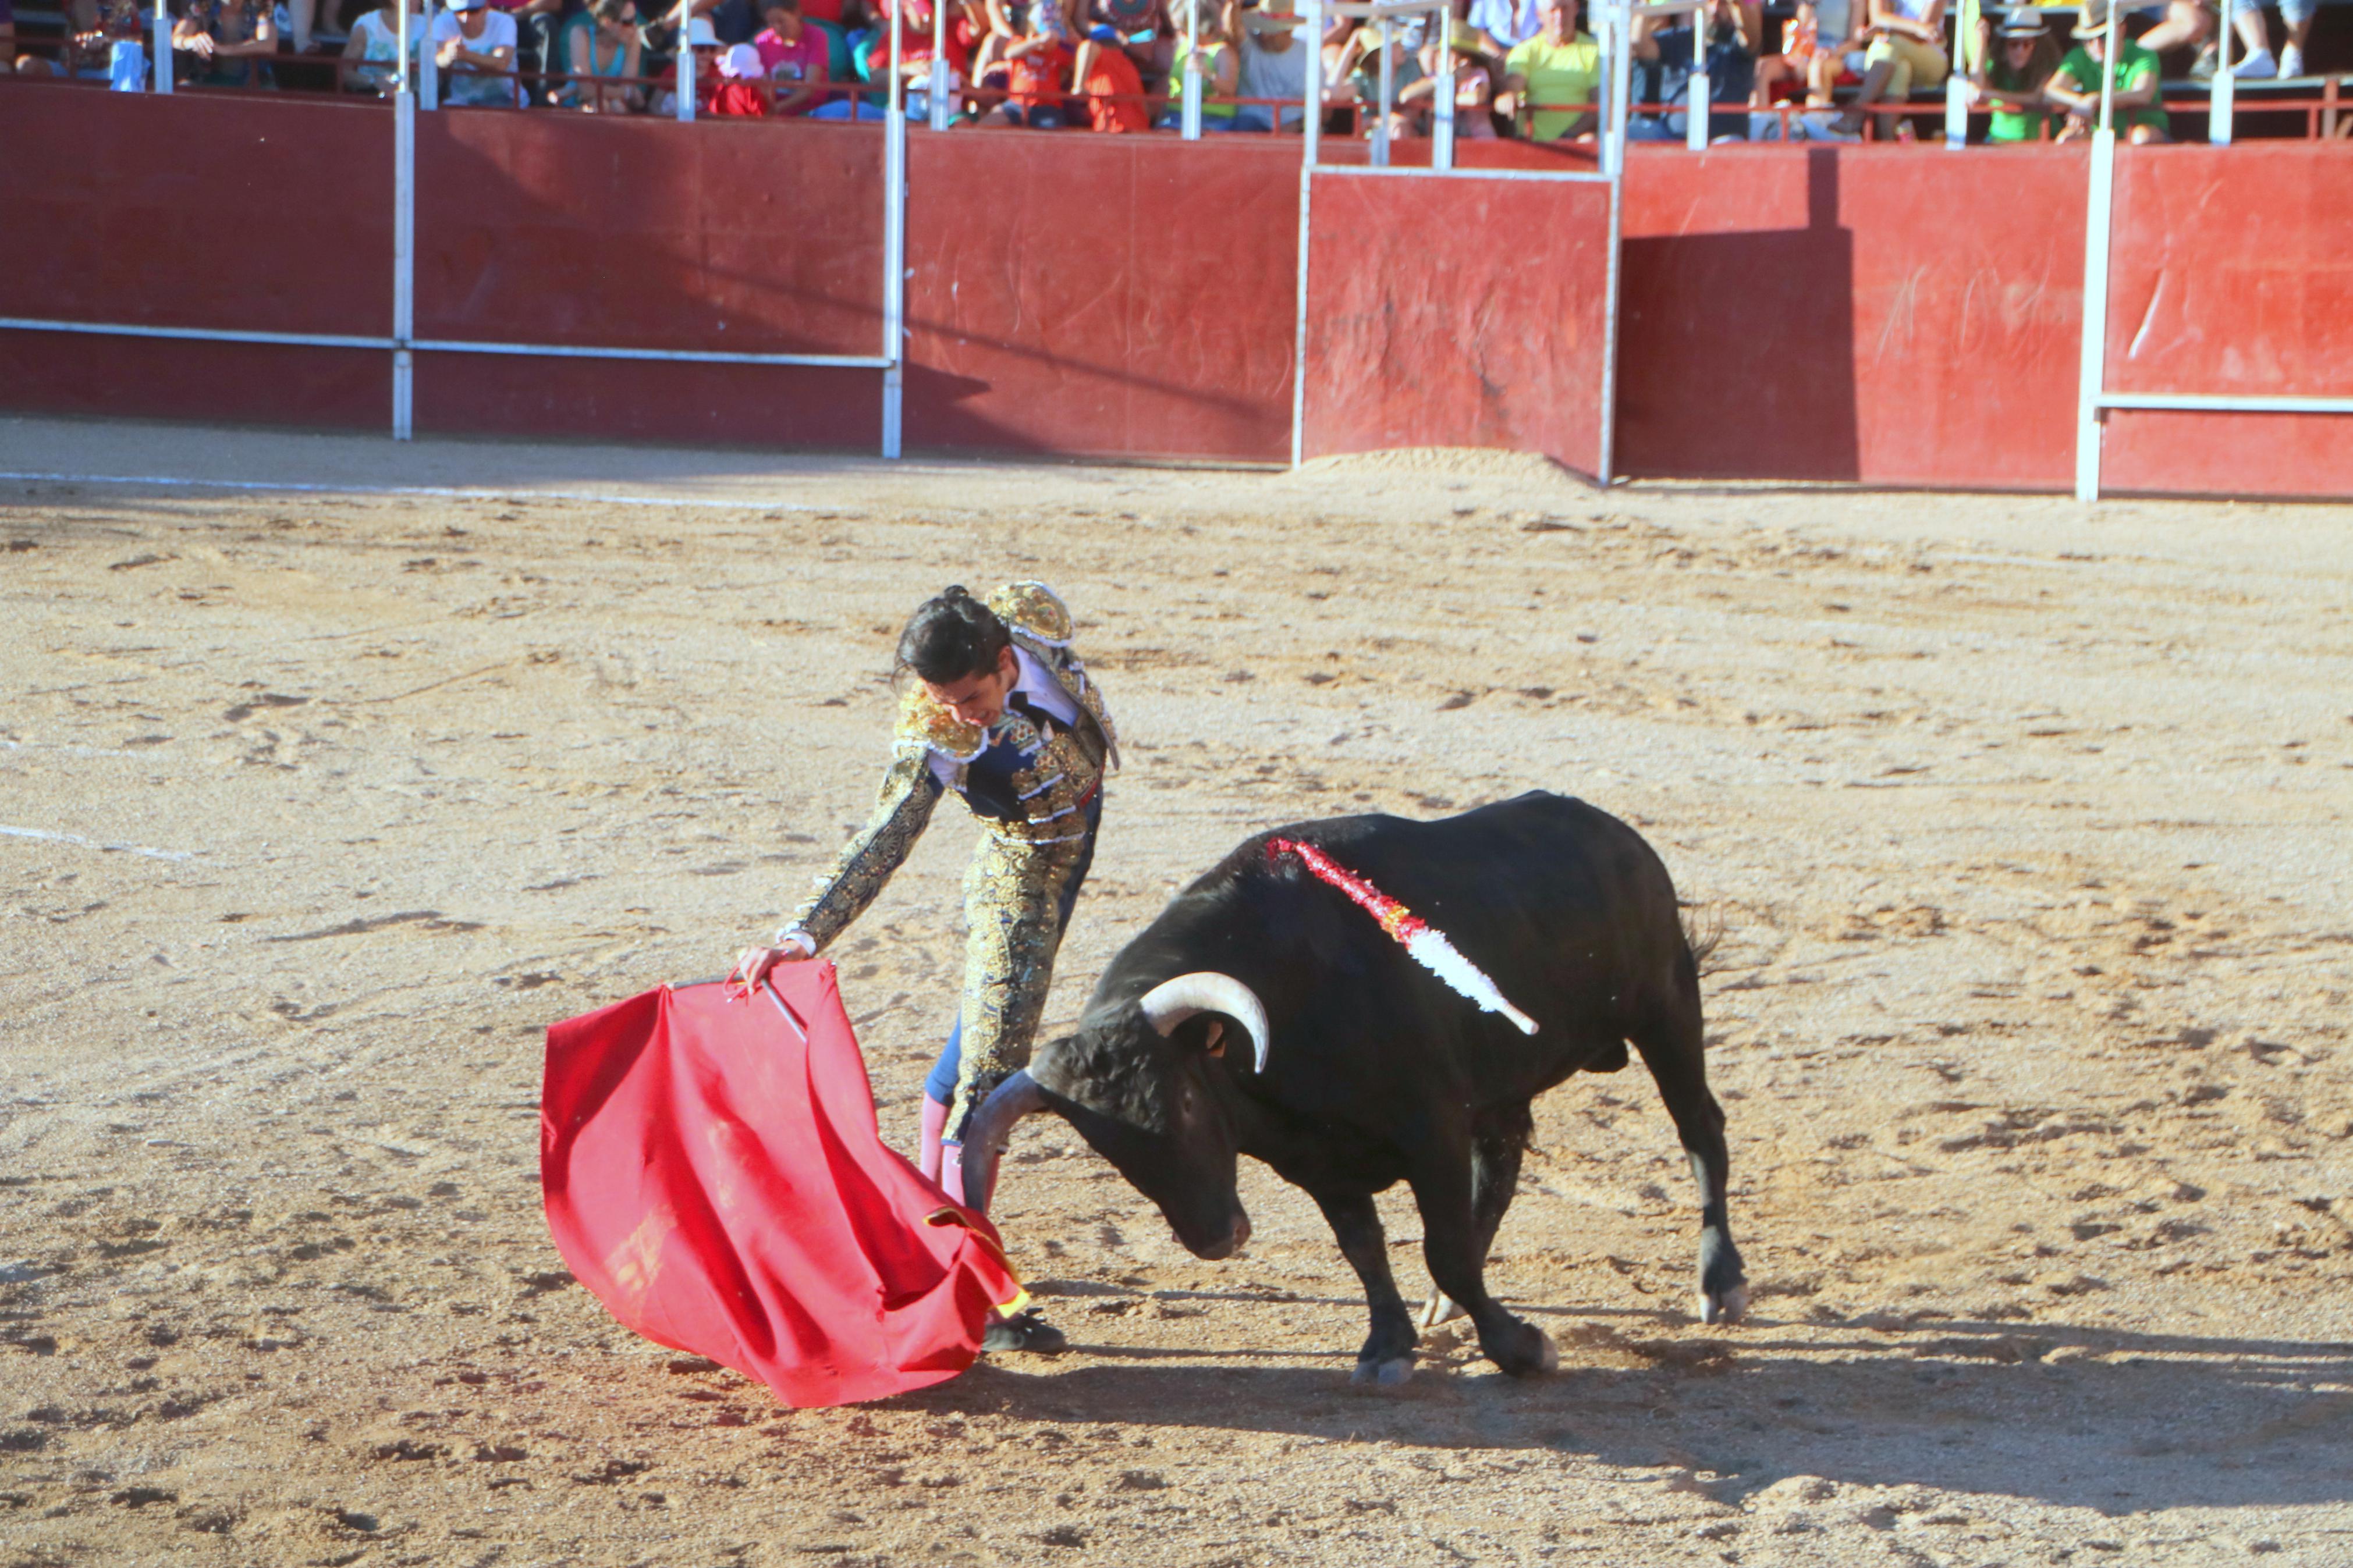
(2047, 0), (2170, 142)
(1968, 3), (2059, 143)
(1499, 0), (1600, 141)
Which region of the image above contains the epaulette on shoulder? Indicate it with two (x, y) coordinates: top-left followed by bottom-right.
(896, 687), (986, 763)
(988, 581), (1073, 648)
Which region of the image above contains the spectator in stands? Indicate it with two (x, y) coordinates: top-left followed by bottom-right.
(2217, 0), (2312, 77)
(175, 0), (282, 86)
(1399, 22), (1495, 137)
(555, 0), (644, 106)
(1162, 0), (1240, 126)
(2124, 0), (2208, 66)
(487, 0), (563, 103)
(709, 37), (771, 106)
(1498, 0), (1598, 141)
(678, 0), (761, 44)
(434, 0), (521, 101)
(1468, 0), (1541, 52)
(652, 12), (722, 107)
(1073, 19), (1149, 125)
(1087, 0), (1169, 91)
(865, 0), (971, 107)
(2047, 0), (2169, 141)
(755, 0), (829, 109)
(974, 0), (1070, 122)
(1751, 0), (1865, 111)
(1338, 15), (1427, 131)
(342, 0), (427, 90)
(1967, 3), (2059, 140)
(1226, 0), (1351, 131)
(1827, 0), (1943, 138)
(0, 0), (14, 72)
(1630, 0), (1754, 141)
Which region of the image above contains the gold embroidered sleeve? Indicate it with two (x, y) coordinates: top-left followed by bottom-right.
(785, 748), (945, 954)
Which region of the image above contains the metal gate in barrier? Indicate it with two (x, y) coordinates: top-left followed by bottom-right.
(1290, 0), (1645, 483)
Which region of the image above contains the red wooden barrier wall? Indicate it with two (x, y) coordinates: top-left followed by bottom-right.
(1302, 173), (1613, 478)
(2, 87), (2348, 498)
(2099, 143), (2353, 499)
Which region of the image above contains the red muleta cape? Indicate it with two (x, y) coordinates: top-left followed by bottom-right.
(541, 965), (1025, 1408)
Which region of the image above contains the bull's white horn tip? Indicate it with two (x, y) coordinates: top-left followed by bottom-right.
(1504, 1005), (1539, 1036)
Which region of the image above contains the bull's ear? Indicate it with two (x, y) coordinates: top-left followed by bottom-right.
(1201, 1021), (1227, 1058)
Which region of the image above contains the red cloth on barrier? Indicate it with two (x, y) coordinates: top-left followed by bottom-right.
(541, 967), (1025, 1409)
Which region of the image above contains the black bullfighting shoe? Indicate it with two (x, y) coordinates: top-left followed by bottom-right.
(981, 1307), (1067, 1355)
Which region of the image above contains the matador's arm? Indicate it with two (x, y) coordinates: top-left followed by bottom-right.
(779, 748), (945, 954)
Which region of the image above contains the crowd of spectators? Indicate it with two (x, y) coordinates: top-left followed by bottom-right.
(3, 0), (2344, 142)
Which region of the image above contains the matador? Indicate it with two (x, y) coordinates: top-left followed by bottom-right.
(732, 582), (1115, 1353)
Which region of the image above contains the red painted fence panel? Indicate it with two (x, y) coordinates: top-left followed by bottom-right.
(0, 91), (391, 429)
(901, 133), (1300, 463)
(1301, 172), (1612, 479)
(1617, 144), (2084, 489)
(2099, 142), (2353, 499)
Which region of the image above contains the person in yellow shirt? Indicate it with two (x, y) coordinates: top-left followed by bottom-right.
(1499, 0), (1599, 141)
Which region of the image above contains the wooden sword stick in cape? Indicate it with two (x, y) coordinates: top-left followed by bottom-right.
(1265, 837), (1539, 1036)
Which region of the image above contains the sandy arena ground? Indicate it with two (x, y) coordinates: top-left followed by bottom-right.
(2, 414), (2350, 1567)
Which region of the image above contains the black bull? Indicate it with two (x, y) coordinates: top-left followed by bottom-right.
(960, 791), (1747, 1384)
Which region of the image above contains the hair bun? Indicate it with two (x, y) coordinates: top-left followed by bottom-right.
(941, 584), (973, 602)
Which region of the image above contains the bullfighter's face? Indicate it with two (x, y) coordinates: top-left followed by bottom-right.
(921, 643), (1020, 728)
(1030, 1012), (1253, 1261)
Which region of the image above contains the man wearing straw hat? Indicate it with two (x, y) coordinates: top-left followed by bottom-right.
(2046, 0), (2170, 142)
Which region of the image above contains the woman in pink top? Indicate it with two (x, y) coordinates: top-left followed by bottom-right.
(754, 0), (830, 112)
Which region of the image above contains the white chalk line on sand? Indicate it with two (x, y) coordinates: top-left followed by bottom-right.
(0, 824), (195, 862)
(0, 470), (816, 512)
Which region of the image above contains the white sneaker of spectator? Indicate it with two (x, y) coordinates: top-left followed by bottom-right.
(2276, 42), (2302, 78)
(2230, 45), (2276, 76)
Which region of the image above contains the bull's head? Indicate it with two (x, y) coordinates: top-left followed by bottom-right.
(957, 973), (1267, 1261)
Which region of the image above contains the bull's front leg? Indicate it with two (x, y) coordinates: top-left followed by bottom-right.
(1408, 1160), (1557, 1379)
(1311, 1190), (1417, 1386)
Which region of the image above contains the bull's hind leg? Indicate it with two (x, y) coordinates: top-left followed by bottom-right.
(1312, 1190), (1418, 1385)
(1421, 1102), (1534, 1331)
(1629, 966), (1748, 1325)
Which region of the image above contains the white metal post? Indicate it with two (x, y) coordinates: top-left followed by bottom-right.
(928, 0), (950, 129)
(1181, 0), (1202, 136)
(421, 31), (438, 106)
(679, 20), (697, 120)
(152, 0), (172, 91)
(1374, 18), (1394, 165)
(393, 7), (416, 441)
(2210, 12), (2235, 144)
(1431, 4), (1454, 169)
(1598, 0), (1628, 483)
(1685, 63), (1706, 148)
(882, 1), (906, 458)
(2074, 126), (2116, 502)
(1944, 70), (1966, 145)
(1292, 0), (1325, 468)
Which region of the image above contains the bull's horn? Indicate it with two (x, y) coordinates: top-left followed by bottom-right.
(1138, 973), (1270, 1075)
(953, 1069), (1046, 1216)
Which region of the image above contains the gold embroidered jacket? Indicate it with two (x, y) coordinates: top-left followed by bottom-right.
(785, 582), (1118, 954)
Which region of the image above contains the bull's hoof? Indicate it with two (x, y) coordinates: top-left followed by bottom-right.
(1491, 1323), (1558, 1379)
(1351, 1356), (1415, 1388)
(1418, 1292), (1464, 1331)
(1697, 1285), (1749, 1326)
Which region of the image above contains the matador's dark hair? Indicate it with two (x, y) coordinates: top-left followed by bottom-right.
(895, 585), (1012, 686)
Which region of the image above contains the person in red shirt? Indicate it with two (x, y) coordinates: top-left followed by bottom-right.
(975, 0), (1069, 123)
(709, 38), (773, 111)
(1072, 22), (1148, 129)
(753, 0), (830, 111)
